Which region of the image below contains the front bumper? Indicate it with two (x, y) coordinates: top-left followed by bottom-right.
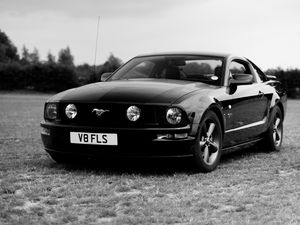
(41, 121), (196, 158)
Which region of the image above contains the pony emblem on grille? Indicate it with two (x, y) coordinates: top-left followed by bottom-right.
(92, 108), (110, 117)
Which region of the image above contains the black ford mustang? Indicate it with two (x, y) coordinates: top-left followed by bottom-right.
(41, 52), (287, 172)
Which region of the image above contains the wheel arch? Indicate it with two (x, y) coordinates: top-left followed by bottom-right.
(276, 101), (285, 121)
(207, 104), (225, 137)
(184, 95), (225, 137)
(266, 101), (284, 129)
(190, 103), (225, 138)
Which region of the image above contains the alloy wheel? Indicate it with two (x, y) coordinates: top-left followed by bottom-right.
(273, 115), (282, 147)
(199, 121), (220, 165)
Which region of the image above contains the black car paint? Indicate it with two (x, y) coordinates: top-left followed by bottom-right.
(47, 79), (208, 105)
(41, 53), (287, 159)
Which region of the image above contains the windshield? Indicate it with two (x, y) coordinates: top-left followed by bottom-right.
(109, 55), (224, 85)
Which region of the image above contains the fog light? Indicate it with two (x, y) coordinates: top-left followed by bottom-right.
(41, 127), (50, 136)
(174, 133), (188, 139)
(157, 134), (173, 139)
(157, 133), (188, 140)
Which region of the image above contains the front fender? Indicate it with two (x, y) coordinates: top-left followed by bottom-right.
(175, 94), (222, 137)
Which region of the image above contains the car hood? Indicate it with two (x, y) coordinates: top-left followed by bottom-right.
(48, 79), (214, 104)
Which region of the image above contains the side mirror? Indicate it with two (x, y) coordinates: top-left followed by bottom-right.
(229, 74), (253, 85)
(100, 72), (112, 82)
(266, 74), (277, 81)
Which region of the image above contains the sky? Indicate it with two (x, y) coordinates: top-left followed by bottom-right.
(0, 0), (300, 70)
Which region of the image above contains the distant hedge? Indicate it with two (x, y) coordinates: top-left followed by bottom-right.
(0, 63), (78, 92)
(266, 68), (300, 98)
(1, 61), (299, 98)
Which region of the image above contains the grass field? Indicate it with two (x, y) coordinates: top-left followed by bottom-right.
(0, 92), (299, 225)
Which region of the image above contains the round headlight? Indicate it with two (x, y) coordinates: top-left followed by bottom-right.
(127, 106), (141, 122)
(65, 104), (77, 119)
(45, 103), (57, 120)
(166, 108), (182, 125)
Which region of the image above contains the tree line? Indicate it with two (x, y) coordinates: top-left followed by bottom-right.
(265, 68), (300, 98)
(0, 29), (299, 97)
(0, 29), (122, 92)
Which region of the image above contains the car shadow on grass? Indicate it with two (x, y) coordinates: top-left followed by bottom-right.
(42, 145), (269, 175)
(46, 156), (195, 175)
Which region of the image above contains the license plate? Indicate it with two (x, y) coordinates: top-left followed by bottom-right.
(70, 132), (118, 146)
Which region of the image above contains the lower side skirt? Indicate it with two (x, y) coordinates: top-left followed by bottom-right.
(222, 137), (264, 153)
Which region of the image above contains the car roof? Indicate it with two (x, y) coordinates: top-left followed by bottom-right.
(135, 51), (232, 59)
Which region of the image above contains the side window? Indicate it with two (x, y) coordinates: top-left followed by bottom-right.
(229, 61), (251, 75)
(229, 60), (254, 83)
(251, 62), (268, 82)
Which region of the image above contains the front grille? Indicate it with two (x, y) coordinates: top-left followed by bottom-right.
(59, 103), (165, 128)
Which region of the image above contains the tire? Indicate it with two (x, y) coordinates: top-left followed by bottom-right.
(193, 111), (223, 172)
(261, 105), (283, 152)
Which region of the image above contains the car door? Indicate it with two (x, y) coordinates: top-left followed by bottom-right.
(224, 59), (270, 146)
